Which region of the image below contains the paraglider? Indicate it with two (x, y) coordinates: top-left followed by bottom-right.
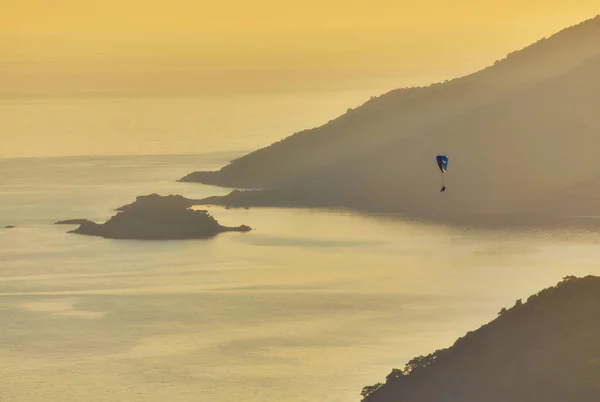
(435, 155), (448, 192)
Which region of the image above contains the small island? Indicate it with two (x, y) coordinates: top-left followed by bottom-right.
(57, 193), (251, 240)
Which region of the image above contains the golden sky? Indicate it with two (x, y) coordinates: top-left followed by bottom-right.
(1, 1), (598, 92)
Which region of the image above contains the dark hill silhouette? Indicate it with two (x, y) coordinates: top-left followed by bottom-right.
(360, 275), (600, 402)
(60, 194), (251, 240)
(181, 15), (600, 191)
(184, 16), (600, 227)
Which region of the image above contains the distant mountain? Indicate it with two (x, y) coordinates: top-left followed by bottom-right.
(183, 16), (600, 227)
(359, 275), (600, 402)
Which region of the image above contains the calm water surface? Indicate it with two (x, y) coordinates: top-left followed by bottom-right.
(2, 154), (600, 401)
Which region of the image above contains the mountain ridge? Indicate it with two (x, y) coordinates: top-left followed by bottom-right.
(181, 15), (600, 189)
(183, 15), (600, 228)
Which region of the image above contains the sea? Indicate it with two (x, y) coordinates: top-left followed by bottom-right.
(2, 93), (600, 402)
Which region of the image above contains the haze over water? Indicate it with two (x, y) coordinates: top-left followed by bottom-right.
(4, 3), (600, 400)
(0, 91), (384, 159)
(3, 148), (600, 401)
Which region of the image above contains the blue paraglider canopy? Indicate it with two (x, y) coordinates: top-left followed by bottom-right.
(436, 155), (449, 173)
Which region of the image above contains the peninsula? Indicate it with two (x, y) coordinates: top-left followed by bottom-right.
(182, 16), (600, 229)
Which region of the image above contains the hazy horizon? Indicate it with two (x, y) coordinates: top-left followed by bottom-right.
(3, 3), (599, 98)
(3, 11), (600, 160)
(0, 89), (389, 159)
